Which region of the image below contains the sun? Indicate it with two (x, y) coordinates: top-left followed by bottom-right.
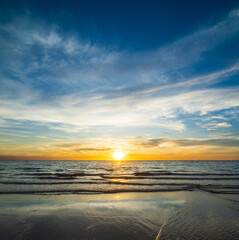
(114, 150), (124, 160)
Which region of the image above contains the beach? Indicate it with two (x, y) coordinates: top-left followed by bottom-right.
(1, 160), (239, 239)
(1, 191), (239, 240)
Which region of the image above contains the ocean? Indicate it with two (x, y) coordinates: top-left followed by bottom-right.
(1, 160), (238, 195)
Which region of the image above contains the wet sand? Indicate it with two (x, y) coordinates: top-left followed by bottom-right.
(0, 191), (239, 240)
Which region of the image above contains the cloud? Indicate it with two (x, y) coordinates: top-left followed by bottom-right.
(207, 116), (227, 120)
(215, 122), (232, 128)
(132, 136), (167, 147)
(56, 143), (81, 148)
(229, 9), (239, 17)
(175, 138), (238, 147)
(0, 9), (239, 133)
(138, 62), (239, 95)
(74, 147), (113, 152)
(55, 143), (114, 152)
(0, 84), (238, 132)
(197, 121), (232, 129)
(132, 137), (239, 148)
(1, 8), (239, 88)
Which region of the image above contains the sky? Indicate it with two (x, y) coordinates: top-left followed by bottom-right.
(0, 0), (239, 160)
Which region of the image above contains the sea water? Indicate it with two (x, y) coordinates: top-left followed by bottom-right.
(0, 160), (238, 194)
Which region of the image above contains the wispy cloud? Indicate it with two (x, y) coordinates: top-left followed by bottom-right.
(131, 136), (239, 148)
(74, 147), (113, 152)
(0, 9), (239, 134)
(198, 122), (232, 129)
(1, 9), (239, 89)
(0, 84), (239, 132)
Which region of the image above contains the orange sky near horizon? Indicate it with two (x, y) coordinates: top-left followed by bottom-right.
(0, 141), (238, 161)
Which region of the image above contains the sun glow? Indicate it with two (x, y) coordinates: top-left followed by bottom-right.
(114, 150), (124, 160)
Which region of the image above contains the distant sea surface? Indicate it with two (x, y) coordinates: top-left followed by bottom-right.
(0, 160), (239, 194)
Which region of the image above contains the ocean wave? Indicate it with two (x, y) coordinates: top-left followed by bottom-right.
(1, 186), (238, 195)
(0, 187), (192, 195)
(102, 175), (239, 180)
(1, 160), (239, 195)
(18, 167), (42, 171)
(5, 170), (239, 181)
(134, 171), (239, 176)
(0, 181), (192, 186)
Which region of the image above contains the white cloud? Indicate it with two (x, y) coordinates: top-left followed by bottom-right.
(0, 9), (239, 133)
(0, 84), (238, 132)
(215, 122), (232, 128)
(200, 111), (208, 116)
(141, 62), (239, 94)
(197, 121), (232, 129)
(1, 8), (239, 88)
(208, 116), (227, 120)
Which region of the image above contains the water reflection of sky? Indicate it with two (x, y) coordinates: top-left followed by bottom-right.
(0, 192), (187, 217)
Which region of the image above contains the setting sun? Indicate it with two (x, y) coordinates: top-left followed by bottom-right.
(114, 150), (124, 160)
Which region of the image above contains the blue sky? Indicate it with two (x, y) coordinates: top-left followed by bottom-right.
(0, 0), (239, 160)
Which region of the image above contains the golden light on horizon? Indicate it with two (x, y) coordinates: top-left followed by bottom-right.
(114, 150), (124, 160)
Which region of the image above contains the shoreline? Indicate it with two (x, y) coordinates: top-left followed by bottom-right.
(1, 187), (239, 195)
(1, 191), (239, 239)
